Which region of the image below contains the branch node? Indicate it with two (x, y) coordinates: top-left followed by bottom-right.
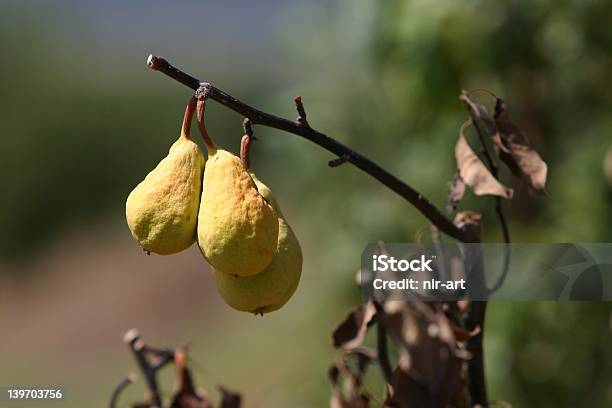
(196, 82), (212, 100)
(294, 95), (310, 127)
(329, 154), (350, 168)
(242, 118), (257, 141)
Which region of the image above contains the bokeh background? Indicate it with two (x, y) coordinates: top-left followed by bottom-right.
(1, 0), (612, 406)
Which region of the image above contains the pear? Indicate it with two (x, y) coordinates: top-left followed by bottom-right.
(196, 101), (278, 276)
(125, 97), (205, 255)
(213, 136), (302, 314)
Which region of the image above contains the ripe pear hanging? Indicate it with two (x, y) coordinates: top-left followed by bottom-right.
(125, 97), (205, 255)
(196, 100), (278, 276)
(213, 135), (302, 314)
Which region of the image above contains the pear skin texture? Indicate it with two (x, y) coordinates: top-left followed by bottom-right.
(126, 133), (205, 255)
(214, 175), (302, 314)
(197, 150), (278, 276)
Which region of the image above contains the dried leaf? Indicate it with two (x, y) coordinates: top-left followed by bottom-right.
(328, 352), (372, 408)
(218, 386), (242, 408)
(446, 173), (466, 213)
(497, 121), (547, 194)
(494, 99), (548, 194)
(170, 349), (213, 408)
(455, 131), (513, 199)
(382, 302), (464, 407)
(332, 302), (376, 350)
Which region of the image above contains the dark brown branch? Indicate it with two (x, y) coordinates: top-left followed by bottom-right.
(465, 301), (488, 407)
(123, 329), (165, 408)
(147, 54), (466, 242)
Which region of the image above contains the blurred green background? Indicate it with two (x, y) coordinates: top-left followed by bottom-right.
(1, 0), (611, 406)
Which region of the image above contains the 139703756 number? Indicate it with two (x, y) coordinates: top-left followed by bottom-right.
(7, 389), (63, 400)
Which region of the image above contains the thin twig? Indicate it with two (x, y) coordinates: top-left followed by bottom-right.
(294, 95), (310, 127)
(465, 109), (512, 294)
(373, 302), (393, 384)
(109, 374), (135, 408)
(123, 329), (163, 408)
(147, 55), (467, 242)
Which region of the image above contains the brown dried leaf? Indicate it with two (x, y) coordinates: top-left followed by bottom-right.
(382, 302), (463, 407)
(494, 98), (547, 194)
(456, 131), (513, 199)
(170, 349), (213, 408)
(218, 386), (242, 408)
(446, 173), (466, 213)
(332, 301), (376, 350)
(328, 352), (372, 408)
(496, 120), (547, 194)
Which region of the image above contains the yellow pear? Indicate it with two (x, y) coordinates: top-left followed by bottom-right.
(213, 136), (302, 314)
(195, 102), (278, 276)
(125, 97), (205, 255)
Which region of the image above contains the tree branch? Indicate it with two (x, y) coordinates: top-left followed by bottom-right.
(147, 55), (466, 242)
(123, 329), (173, 408)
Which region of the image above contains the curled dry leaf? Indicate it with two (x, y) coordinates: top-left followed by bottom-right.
(455, 129), (513, 199)
(494, 98), (548, 194)
(382, 302), (464, 407)
(446, 173), (466, 213)
(495, 120), (547, 194)
(332, 301), (377, 350)
(328, 350), (374, 408)
(170, 349), (212, 408)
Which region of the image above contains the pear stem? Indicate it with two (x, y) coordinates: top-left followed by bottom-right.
(181, 96), (197, 139)
(240, 135), (252, 170)
(240, 118), (255, 169)
(196, 98), (217, 151)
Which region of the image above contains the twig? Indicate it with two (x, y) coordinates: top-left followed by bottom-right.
(147, 54), (467, 242)
(294, 95), (310, 127)
(465, 109), (512, 292)
(373, 302), (393, 384)
(109, 374), (135, 408)
(123, 329), (165, 408)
